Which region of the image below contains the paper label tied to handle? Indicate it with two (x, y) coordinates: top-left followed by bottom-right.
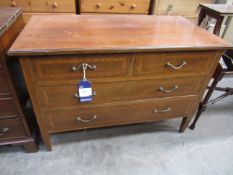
(78, 80), (93, 103)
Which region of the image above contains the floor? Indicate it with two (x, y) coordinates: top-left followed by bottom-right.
(0, 78), (233, 175)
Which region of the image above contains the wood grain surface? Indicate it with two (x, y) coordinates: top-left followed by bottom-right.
(8, 15), (232, 56)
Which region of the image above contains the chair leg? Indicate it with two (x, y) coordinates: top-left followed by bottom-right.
(190, 75), (221, 130)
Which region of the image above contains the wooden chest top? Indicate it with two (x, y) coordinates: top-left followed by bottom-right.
(8, 15), (232, 56)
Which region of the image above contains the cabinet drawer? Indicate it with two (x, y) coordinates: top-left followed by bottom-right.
(44, 96), (196, 132)
(134, 51), (215, 78)
(0, 0), (47, 12)
(0, 0), (75, 13)
(29, 54), (132, 82)
(156, 0), (213, 16)
(46, 0), (76, 13)
(0, 118), (26, 141)
(38, 76), (204, 110)
(0, 98), (17, 117)
(80, 0), (150, 14)
(0, 72), (10, 96)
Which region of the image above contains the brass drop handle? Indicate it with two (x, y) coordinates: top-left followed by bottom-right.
(159, 85), (178, 93)
(52, 2), (58, 8)
(166, 61), (187, 70)
(71, 64), (96, 72)
(0, 127), (10, 136)
(96, 3), (101, 8)
(131, 4), (136, 9)
(11, 1), (17, 7)
(74, 91), (96, 98)
(77, 115), (97, 123)
(153, 108), (171, 113)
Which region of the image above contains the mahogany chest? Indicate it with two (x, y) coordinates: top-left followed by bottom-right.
(0, 8), (37, 153)
(8, 15), (232, 151)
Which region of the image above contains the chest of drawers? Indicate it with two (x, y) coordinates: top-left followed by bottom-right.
(0, 8), (37, 153)
(8, 15), (232, 151)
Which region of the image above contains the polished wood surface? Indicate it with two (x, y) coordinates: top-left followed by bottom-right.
(200, 4), (233, 16)
(0, 8), (37, 153)
(8, 15), (232, 56)
(14, 14), (231, 150)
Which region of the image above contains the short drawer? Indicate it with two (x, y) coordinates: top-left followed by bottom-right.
(0, 118), (26, 141)
(46, 0), (76, 13)
(38, 76), (204, 110)
(29, 54), (132, 82)
(156, 0), (213, 16)
(80, 0), (150, 14)
(134, 51), (216, 78)
(0, 0), (75, 13)
(0, 72), (10, 96)
(0, 98), (18, 117)
(44, 96), (196, 132)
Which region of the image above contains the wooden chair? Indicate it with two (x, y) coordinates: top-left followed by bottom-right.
(190, 3), (233, 129)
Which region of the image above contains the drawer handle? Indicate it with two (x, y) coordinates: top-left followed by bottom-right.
(0, 127), (10, 136)
(96, 3), (101, 8)
(153, 108), (171, 113)
(77, 115), (97, 123)
(166, 61), (187, 70)
(131, 4), (136, 9)
(72, 63), (96, 72)
(159, 85), (178, 93)
(74, 91), (96, 98)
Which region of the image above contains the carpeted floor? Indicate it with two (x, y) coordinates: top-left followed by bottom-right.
(0, 78), (233, 175)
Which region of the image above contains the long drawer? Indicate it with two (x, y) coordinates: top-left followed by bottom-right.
(44, 96), (196, 132)
(134, 51), (216, 78)
(0, 118), (26, 141)
(27, 54), (132, 82)
(80, 0), (150, 14)
(38, 76), (204, 110)
(0, 0), (76, 13)
(0, 98), (18, 117)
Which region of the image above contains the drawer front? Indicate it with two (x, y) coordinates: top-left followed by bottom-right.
(0, 72), (10, 96)
(29, 54), (132, 82)
(38, 76), (204, 110)
(0, 98), (17, 117)
(0, 118), (26, 141)
(80, 0), (150, 14)
(44, 96), (196, 132)
(134, 51), (215, 77)
(46, 0), (76, 12)
(156, 0), (213, 16)
(0, 0), (75, 13)
(0, 0), (47, 12)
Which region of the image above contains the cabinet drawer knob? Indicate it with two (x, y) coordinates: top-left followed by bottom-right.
(153, 108), (171, 113)
(0, 127), (10, 136)
(11, 1), (17, 7)
(159, 85), (178, 93)
(52, 2), (58, 8)
(166, 61), (186, 70)
(96, 3), (101, 8)
(72, 64), (96, 72)
(77, 115), (97, 123)
(131, 4), (136, 9)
